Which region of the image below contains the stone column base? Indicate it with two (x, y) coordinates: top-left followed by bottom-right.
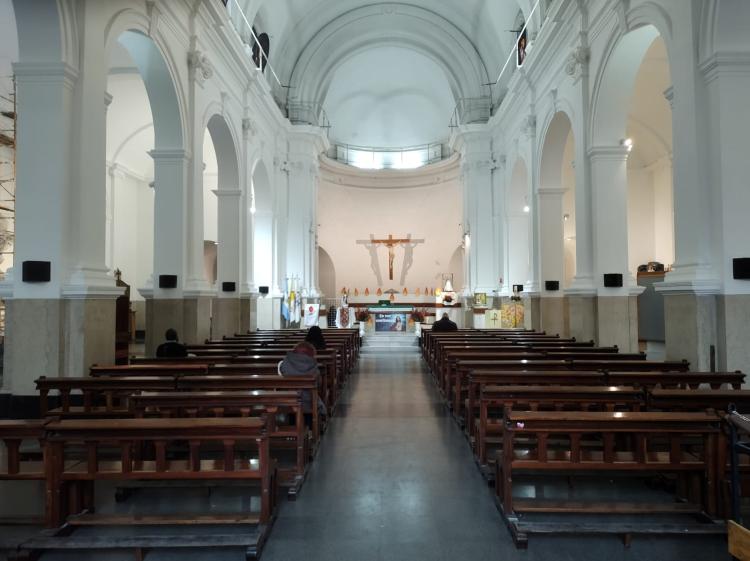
(540, 297), (568, 337)
(184, 297), (212, 344)
(3, 297), (116, 397)
(718, 295), (750, 373)
(567, 295), (597, 343)
(596, 296), (638, 352)
(213, 297), (241, 339)
(662, 292), (717, 371)
(522, 294), (541, 331)
(239, 297), (252, 334)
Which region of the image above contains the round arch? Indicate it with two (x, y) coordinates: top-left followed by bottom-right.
(206, 113), (241, 191)
(289, 4), (490, 107)
(104, 9), (187, 150)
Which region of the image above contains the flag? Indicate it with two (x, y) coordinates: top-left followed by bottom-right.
(281, 278), (290, 321)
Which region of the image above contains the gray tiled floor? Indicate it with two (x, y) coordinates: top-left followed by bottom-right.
(261, 348), (730, 561)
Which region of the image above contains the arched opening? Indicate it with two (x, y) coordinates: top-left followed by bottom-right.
(105, 34), (157, 344)
(507, 158), (530, 291)
(203, 113), (242, 337)
(538, 112), (576, 290)
(591, 24), (673, 353)
(318, 246), (336, 299)
(105, 29), (185, 354)
(202, 130), (218, 287)
(252, 160), (273, 291)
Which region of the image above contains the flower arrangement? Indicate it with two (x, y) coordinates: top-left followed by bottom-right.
(410, 308), (426, 323)
(356, 309), (370, 322)
(443, 294), (453, 304)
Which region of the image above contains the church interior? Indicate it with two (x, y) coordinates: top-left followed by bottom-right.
(0, 0), (749, 559)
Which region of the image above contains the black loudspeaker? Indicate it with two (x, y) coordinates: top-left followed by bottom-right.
(733, 258), (750, 280)
(22, 261), (51, 283)
(222, 282), (236, 292)
(512, 284), (524, 293)
(545, 280), (560, 291)
(603, 273), (623, 288)
(158, 275), (178, 289)
(258, 286), (269, 295)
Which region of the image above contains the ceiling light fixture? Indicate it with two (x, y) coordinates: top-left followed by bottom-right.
(621, 138), (634, 152)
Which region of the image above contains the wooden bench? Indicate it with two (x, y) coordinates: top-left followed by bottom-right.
(129, 390), (308, 498)
(495, 410), (725, 548)
(648, 388), (750, 411)
(17, 417), (275, 561)
(36, 376), (177, 417)
(476, 385), (644, 467)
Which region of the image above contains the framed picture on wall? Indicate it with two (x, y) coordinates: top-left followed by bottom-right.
(473, 292), (487, 307)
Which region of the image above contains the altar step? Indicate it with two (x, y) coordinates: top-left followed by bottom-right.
(362, 333), (419, 352)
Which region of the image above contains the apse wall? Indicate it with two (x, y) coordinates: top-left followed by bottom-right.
(317, 157), (463, 297)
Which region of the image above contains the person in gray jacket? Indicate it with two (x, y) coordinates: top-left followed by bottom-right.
(279, 342), (327, 423)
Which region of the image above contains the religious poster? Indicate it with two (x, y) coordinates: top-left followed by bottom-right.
(500, 301), (525, 328)
(473, 293), (487, 307)
(304, 304), (320, 327)
(485, 309), (503, 329)
(374, 313), (407, 332)
(517, 28), (528, 67)
(337, 307), (352, 328)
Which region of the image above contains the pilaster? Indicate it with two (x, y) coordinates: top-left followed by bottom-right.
(451, 127), (497, 295)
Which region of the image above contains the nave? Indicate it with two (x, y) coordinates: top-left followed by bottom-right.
(264, 340), (729, 561)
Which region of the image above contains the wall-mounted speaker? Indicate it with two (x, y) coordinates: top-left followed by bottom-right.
(222, 282), (236, 292)
(258, 286), (269, 295)
(545, 280), (560, 291)
(158, 274), (178, 289)
(603, 273), (623, 288)
(733, 258), (750, 280)
(512, 284), (524, 293)
(22, 261), (51, 283)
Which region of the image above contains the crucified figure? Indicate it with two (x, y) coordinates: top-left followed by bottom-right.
(399, 235), (423, 286)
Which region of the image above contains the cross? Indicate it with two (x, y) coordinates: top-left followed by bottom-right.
(359, 234), (422, 281)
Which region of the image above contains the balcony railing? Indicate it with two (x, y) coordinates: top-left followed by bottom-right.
(449, 97), (492, 128)
(287, 102), (331, 132)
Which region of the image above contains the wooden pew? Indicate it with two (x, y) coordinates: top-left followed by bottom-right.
(177, 375), (322, 448)
(495, 410), (725, 548)
(18, 417), (274, 561)
(476, 385), (644, 467)
(648, 388), (750, 411)
(36, 376), (177, 417)
(129, 390), (308, 498)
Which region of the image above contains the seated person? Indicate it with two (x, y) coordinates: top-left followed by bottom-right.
(155, 328), (188, 358)
(279, 342), (327, 423)
(305, 325), (327, 350)
(431, 312), (458, 332)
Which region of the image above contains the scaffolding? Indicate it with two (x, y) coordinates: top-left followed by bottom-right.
(0, 75), (16, 338)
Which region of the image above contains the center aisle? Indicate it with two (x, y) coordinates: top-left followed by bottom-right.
(262, 334), (509, 560)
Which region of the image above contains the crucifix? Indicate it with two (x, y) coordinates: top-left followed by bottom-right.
(358, 234), (424, 281)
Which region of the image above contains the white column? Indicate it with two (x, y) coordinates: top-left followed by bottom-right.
(538, 187), (565, 290)
(286, 129), (327, 296)
(149, 149), (190, 297)
(214, 189), (242, 292)
(492, 155), (507, 295)
(453, 128), (496, 295)
(589, 145), (640, 351)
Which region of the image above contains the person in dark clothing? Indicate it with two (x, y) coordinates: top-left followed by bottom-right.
(155, 328), (188, 358)
(279, 342), (327, 423)
(431, 312), (458, 332)
(305, 325), (327, 350)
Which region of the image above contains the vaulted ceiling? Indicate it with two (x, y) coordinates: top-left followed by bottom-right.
(235, 0), (542, 147)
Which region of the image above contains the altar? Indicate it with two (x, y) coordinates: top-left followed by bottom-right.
(367, 304), (413, 332)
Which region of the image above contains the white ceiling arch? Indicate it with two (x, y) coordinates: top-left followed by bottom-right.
(288, 4), (491, 106)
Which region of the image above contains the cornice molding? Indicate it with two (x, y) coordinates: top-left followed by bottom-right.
(319, 153), (461, 190)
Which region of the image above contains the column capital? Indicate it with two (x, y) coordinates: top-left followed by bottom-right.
(12, 61), (78, 89)
(149, 148), (190, 161)
(212, 189), (243, 198)
(587, 145), (631, 161)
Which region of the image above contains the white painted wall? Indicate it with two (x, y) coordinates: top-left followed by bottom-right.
(317, 175), (463, 296)
(253, 212), (273, 289)
(108, 169), (154, 303)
